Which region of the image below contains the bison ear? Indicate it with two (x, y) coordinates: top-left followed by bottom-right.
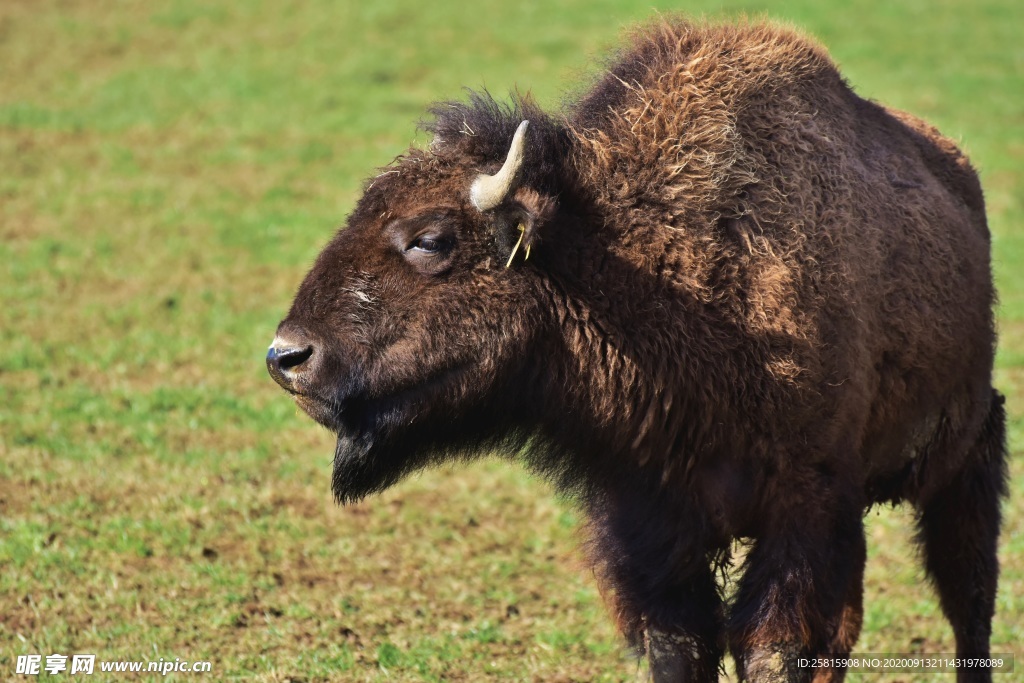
(497, 187), (558, 268)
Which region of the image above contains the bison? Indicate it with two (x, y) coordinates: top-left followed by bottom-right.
(267, 19), (1006, 683)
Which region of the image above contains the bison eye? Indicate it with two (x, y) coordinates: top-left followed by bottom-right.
(408, 235), (450, 253)
(388, 217), (457, 276)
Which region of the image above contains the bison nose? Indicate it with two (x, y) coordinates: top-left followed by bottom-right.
(266, 334), (315, 391)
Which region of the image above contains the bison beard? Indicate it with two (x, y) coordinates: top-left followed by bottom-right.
(328, 382), (534, 504)
(268, 17), (1006, 683)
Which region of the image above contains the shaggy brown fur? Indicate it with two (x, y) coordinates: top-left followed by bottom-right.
(268, 18), (1005, 683)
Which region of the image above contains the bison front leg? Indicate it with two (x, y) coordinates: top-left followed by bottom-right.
(728, 492), (866, 683)
(617, 565), (722, 683)
(643, 619), (720, 682)
(588, 496), (725, 682)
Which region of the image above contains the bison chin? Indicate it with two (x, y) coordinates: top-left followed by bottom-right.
(327, 399), (441, 504)
(330, 396), (532, 504)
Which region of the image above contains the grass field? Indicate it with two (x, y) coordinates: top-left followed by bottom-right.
(1, 0), (1021, 680)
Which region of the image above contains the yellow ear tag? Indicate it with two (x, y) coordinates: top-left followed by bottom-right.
(505, 223), (527, 268)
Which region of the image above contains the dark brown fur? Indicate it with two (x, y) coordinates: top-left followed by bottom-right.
(270, 19), (1006, 682)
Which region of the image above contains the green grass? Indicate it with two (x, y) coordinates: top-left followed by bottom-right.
(1, 0), (1022, 681)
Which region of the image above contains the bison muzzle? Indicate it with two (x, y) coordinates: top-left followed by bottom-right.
(268, 19), (1007, 683)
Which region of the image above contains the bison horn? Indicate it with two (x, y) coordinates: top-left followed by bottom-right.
(470, 120), (529, 211)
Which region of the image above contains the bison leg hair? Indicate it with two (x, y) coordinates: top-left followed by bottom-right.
(644, 625), (719, 683)
(817, 548), (866, 682)
(615, 555), (723, 683)
(587, 494), (725, 683)
(727, 486), (866, 683)
(914, 392), (1008, 683)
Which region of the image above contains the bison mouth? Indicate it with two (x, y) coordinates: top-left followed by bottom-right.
(289, 363), (478, 502)
(294, 362), (472, 434)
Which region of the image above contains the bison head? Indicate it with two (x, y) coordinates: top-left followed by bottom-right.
(268, 101), (570, 502)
